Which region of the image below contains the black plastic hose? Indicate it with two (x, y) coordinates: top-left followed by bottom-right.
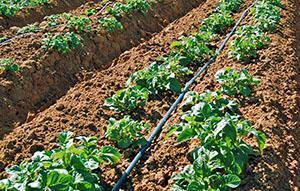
(111, 2), (256, 191)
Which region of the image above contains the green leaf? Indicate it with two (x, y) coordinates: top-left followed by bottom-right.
(170, 41), (182, 49)
(46, 170), (73, 190)
(99, 146), (121, 164)
(58, 131), (73, 146)
(253, 130), (267, 153)
(169, 78), (182, 94)
(188, 181), (205, 190)
(177, 128), (196, 143)
(224, 174), (241, 188)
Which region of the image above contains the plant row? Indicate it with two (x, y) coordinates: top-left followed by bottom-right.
(0, 132), (121, 190)
(0, 0), (247, 190)
(0, 0), (155, 72)
(229, 0), (283, 62)
(0, 0), (48, 17)
(170, 69), (265, 191)
(0, 0), (280, 190)
(171, 0), (283, 190)
(104, 0), (245, 149)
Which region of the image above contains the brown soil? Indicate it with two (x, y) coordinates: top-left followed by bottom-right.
(0, 0), (94, 30)
(0, 0), (204, 138)
(0, 0), (299, 191)
(0, 0), (220, 180)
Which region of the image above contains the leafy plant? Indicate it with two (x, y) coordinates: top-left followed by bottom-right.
(168, 91), (238, 142)
(106, 116), (150, 148)
(0, 131), (121, 191)
(105, 86), (149, 112)
(0, 58), (19, 72)
(172, 147), (242, 191)
(217, 0), (244, 12)
(85, 9), (97, 16)
(0, 35), (7, 43)
(106, 2), (131, 18)
(170, 70), (266, 190)
(64, 14), (92, 33)
(200, 11), (234, 34)
(0, 0), (48, 17)
(99, 16), (123, 32)
(171, 112), (266, 190)
(215, 68), (260, 97)
(229, 25), (270, 62)
(17, 24), (40, 35)
(181, 90), (238, 113)
(251, 1), (281, 32)
(126, 61), (191, 95)
(45, 14), (61, 27)
(42, 32), (82, 54)
(170, 33), (213, 65)
(126, 0), (151, 14)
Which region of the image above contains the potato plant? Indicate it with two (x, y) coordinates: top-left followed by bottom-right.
(217, 0), (244, 12)
(126, 61), (191, 95)
(229, 25), (270, 62)
(200, 11), (234, 34)
(17, 24), (40, 35)
(42, 32), (82, 54)
(172, 114), (266, 191)
(173, 147), (242, 191)
(106, 116), (150, 148)
(0, 58), (19, 72)
(45, 14), (61, 27)
(104, 86), (149, 112)
(170, 91), (266, 190)
(99, 17), (123, 32)
(64, 14), (92, 33)
(85, 9), (97, 17)
(0, 0), (48, 17)
(170, 33), (213, 65)
(251, 0), (282, 32)
(106, 2), (131, 18)
(0, 132), (121, 191)
(126, 0), (151, 14)
(215, 68), (260, 97)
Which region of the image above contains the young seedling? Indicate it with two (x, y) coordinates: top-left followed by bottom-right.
(99, 16), (123, 32)
(0, 58), (19, 72)
(104, 86), (149, 112)
(126, 61), (191, 95)
(251, 1), (282, 32)
(215, 68), (260, 97)
(17, 24), (40, 35)
(229, 25), (270, 62)
(106, 116), (150, 149)
(42, 32), (82, 54)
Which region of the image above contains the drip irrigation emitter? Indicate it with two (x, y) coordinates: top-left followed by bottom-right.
(111, 2), (256, 190)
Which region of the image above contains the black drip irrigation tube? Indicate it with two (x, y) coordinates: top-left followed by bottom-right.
(112, 2), (256, 191)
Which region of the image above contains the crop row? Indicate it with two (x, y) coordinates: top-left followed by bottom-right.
(0, 0), (49, 17)
(171, 0), (283, 190)
(0, 0), (156, 72)
(0, 0), (245, 189)
(0, 0), (283, 190)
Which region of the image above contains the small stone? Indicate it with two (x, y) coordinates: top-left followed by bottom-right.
(29, 143), (44, 154)
(85, 122), (98, 132)
(74, 92), (81, 98)
(56, 103), (65, 111)
(26, 112), (36, 123)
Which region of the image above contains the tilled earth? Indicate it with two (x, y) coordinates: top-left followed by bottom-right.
(0, 0), (299, 190)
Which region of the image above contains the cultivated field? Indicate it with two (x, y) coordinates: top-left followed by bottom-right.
(0, 0), (299, 190)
